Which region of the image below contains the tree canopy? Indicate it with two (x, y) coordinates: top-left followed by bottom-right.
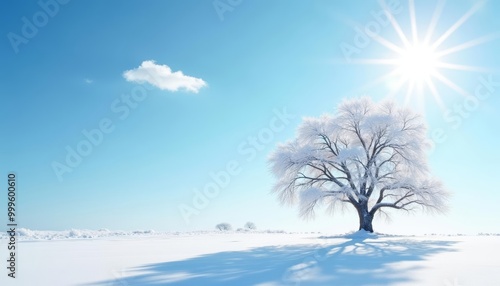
(268, 98), (449, 232)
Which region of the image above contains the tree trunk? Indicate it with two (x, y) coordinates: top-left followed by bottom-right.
(357, 203), (374, 232)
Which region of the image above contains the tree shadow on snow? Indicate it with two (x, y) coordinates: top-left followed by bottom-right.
(89, 236), (457, 286)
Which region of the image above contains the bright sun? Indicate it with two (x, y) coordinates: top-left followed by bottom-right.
(347, 0), (493, 110)
(397, 44), (438, 84)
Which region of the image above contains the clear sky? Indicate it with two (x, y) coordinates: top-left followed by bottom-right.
(1, 0), (499, 234)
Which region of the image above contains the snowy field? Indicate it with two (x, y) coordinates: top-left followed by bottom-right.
(1, 230), (500, 286)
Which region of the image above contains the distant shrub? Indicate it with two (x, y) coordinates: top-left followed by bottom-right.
(244, 222), (256, 230)
(215, 223), (232, 231)
(16, 228), (33, 237)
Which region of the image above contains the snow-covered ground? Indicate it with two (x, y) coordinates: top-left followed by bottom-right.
(1, 229), (500, 286)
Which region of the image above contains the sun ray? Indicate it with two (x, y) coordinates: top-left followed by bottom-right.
(327, 58), (396, 66)
(434, 62), (494, 73)
(403, 80), (415, 106)
(384, 67), (411, 101)
(424, 0), (446, 44)
(379, 0), (411, 48)
(425, 77), (446, 110)
(334, 14), (406, 55)
(416, 81), (426, 114)
(435, 33), (500, 58)
(369, 35), (406, 54)
(431, 1), (484, 49)
(346, 69), (404, 97)
(409, 0), (418, 43)
(344, 58), (400, 66)
(431, 71), (471, 97)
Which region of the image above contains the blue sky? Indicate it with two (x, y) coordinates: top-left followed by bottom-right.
(1, 0), (499, 234)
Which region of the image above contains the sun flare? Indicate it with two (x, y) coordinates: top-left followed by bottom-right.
(346, 0), (494, 111)
(397, 44), (438, 84)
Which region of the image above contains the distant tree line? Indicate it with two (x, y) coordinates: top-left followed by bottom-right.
(215, 222), (257, 231)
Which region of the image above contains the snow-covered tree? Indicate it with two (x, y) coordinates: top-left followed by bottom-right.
(244, 222), (257, 230)
(268, 98), (449, 232)
(215, 223), (232, 231)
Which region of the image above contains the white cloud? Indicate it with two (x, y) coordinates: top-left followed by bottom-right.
(123, 60), (207, 93)
(84, 78), (93, 84)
